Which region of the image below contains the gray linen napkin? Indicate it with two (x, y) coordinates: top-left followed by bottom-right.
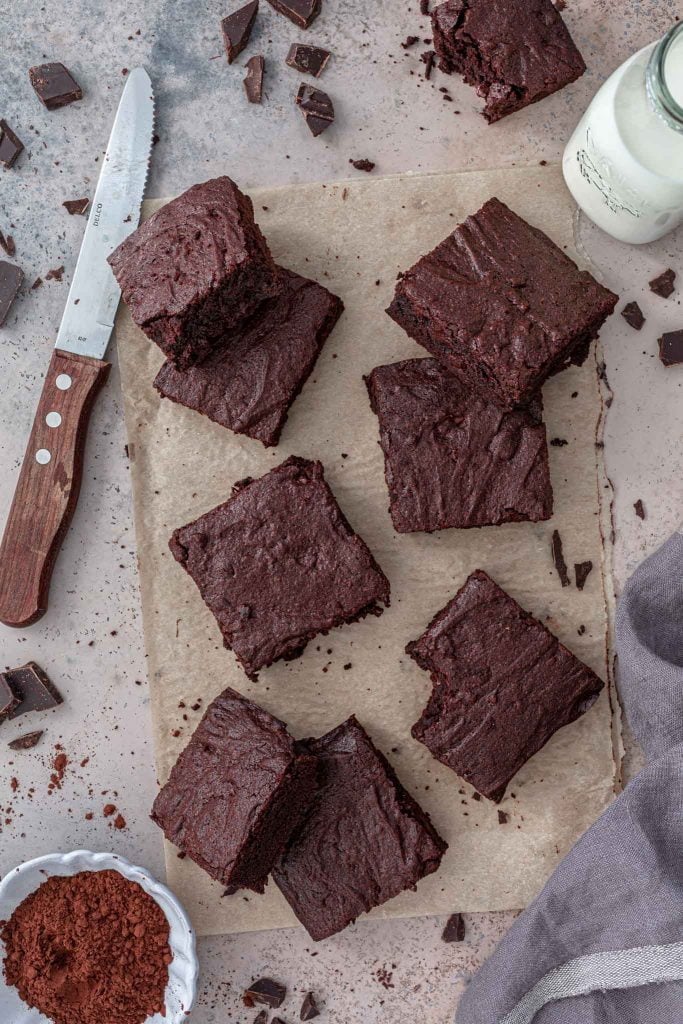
(455, 530), (683, 1023)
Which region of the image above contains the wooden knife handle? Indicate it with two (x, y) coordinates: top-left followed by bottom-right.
(0, 348), (110, 627)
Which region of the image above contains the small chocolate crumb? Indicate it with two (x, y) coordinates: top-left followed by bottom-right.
(550, 437), (568, 447)
(45, 265), (65, 282)
(649, 268), (676, 298)
(574, 561), (593, 591)
(350, 158), (375, 172)
(442, 912), (465, 942)
(0, 230), (16, 257)
(31, 276), (43, 289)
(402, 35), (419, 49)
(621, 301), (645, 331)
(634, 499), (646, 520)
(551, 530), (570, 587)
(113, 813), (127, 829)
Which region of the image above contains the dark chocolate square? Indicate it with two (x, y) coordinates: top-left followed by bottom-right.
(108, 177), (282, 369)
(365, 357), (553, 532)
(272, 716), (447, 940)
(154, 268), (343, 447)
(409, 570), (603, 802)
(28, 63), (83, 110)
(432, 0), (586, 123)
(169, 457), (390, 678)
(387, 198), (618, 409)
(151, 687), (318, 892)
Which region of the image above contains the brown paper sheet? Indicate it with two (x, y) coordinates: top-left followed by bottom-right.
(117, 165), (618, 937)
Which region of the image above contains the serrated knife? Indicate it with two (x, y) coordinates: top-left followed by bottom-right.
(0, 67), (154, 628)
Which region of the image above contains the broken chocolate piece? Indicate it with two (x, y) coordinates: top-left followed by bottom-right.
(296, 83), (334, 136)
(29, 62), (83, 110)
(3, 662), (63, 719)
(649, 268), (676, 298)
(0, 230), (16, 257)
(245, 979), (286, 1009)
(551, 529), (570, 587)
(300, 992), (320, 1020)
(286, 42), (331, 77)
(421, 49), (436, 79)
(574, 560), (593, 591)
(0, 675), (20, 722)
(254, 1013), (268, 1024)
(621, 301), (645, 331)
(350, 158), (375, 172)
(222, 0), (259, 63)
(658, 330), (683, 367)
(45, 265), (65, 282)
(244, 55), (265, 103)
(0, 120), (24, 169)
(441, 912), (466, 942)
(63, 198), (90, 215)
(498, 810), (509, 824)
(634, 499), (646, 520)
(0, 261), (23, 327)
(8, 730), (44, 750)
(402, 35), (420, 48)
(267, 0), (321, 28)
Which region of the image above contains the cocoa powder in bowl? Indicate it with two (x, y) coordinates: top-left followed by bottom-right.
(1, 869), (172, 1024)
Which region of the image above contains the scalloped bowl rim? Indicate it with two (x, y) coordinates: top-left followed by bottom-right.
(0, 849), (198, 1024)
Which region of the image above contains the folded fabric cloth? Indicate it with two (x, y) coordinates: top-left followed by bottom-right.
(455, 530), (683, 1023)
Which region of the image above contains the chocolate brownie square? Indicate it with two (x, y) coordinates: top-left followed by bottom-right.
(408, 570), (603, 802)
(170, 457), (390, 679)
(272, 716), (447, 940)
(151, 687), (318, 893)
(365, 358), (553, 532)
(108, 177), (281, 369)
(387, 198), (618, 410)
(154, 268), (344, 447)
(432, 0), (586, 123)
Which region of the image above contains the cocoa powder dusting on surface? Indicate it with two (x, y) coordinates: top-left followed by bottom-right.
(1, 869), (171, 1024)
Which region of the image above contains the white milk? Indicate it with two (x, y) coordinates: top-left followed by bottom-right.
(563, 24), (683, 243)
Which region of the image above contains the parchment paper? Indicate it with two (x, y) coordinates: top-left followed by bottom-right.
(116, 165), (618, 937)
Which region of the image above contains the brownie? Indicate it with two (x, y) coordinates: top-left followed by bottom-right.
(408, 570), (604, 802)
(108, 177), (281, 369)
(387, 198), (618, 410)
(169, 457), (390, 678)
(151, 687), (318, 893)
(365, 358), (553, 532)
(154, 269), (343, 447)
(431, 0), (586, 123)
(272, 716), (447, 940)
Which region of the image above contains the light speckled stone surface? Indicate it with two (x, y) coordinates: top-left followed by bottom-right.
(0, 0), (681, 1020)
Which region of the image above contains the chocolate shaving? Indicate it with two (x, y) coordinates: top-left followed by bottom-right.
(621, 301), (645, 331)
(574, 560), (593, 591)
(441, 912), (465, 942)
(649, 268), (676, 299)
(421, 49), (436, 79)
(8, 729), (44, 750)
(551, 529), (570, 587)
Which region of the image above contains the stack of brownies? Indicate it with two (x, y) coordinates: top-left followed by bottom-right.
(109, 176), (618, 940)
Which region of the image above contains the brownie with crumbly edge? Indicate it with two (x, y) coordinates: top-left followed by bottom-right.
(108, 177), (281, 369)
(432, 0), (586, 123)
(387, 198), (618, 410)
(151, 687), (318, 893)
(272, 716), (447, 940)
(154, 268), (343, 447)
(365, 357), (553, 532)
(409, 570), (603, 802)
(169, 457), (390, 679)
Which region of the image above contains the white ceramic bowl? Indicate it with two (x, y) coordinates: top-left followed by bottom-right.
(0, 850), (198, 1024)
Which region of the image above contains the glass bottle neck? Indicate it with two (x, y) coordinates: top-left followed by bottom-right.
(647, 23), (683, 133)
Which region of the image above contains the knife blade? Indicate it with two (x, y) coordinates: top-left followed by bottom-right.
(0, 68), (155, 628)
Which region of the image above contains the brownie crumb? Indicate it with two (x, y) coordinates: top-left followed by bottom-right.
(441, 912), (465, 942)
(551, 530), (570, 587)
(63, 198), (90, 216)
(649, 268), (676, 298)
(634, 499), (646, 520)
(402, 35), (419, 48)
(497, 810), (509, 824)
(621, 301), (645, 331)
(574, 560), (593, 591)
(349, 158), (375, 172)
(45, 265), (64, 282)
(421, 49), (436, 79)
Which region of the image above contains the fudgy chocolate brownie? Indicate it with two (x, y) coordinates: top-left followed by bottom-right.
(272, 716), (447, 940)
(432, 0), (586, 123)
(387, 198), (618, 410)
(108, 177), (281, 369)
(151, 687), (318, 892)
(365, 358), (553, 532)
(154, 268), (343, 447)
(408, 570), (603, 802)
(169, 457), (390, 678)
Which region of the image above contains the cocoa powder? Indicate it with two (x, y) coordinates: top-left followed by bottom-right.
(1, 869), (171, 1024)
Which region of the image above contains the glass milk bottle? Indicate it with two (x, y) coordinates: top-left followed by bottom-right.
(563, 22), (683, 244)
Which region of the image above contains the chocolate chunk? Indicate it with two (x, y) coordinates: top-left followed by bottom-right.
(402, 35), (420, 48)
(421, 49), (436, 79)
(8, 730), (44, 750)
(649, 268), (676, 298)
(634, 499), (645, 520)
(63, 198), (90, 215)
(244, 55), (265, 103)
(29, 62), (83, 110)
(574, 560), (593, 591)
(254, 1014), (268, 1024)
(551, 529), (570, 587)
(621, 301), (645, 331)
(296, 83), (334, 136)
(267, 0), (321, 28)
(350, 158), (375, 172)
(222, 0), (259, 63)
(1, 675), (20, 722)
(0, 230), (16, 257)
(441, 912), (465, 942)
(300, 992), (320, 1020)
(286, 42), (331, 77)
(0, 120), (25, 169)
(497, 810), (509, 824)
(0, 261), (23, 326)
(245, 979), (286, 1009)
(658, 330), (683, 367)
(3, 663), (63, 719)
